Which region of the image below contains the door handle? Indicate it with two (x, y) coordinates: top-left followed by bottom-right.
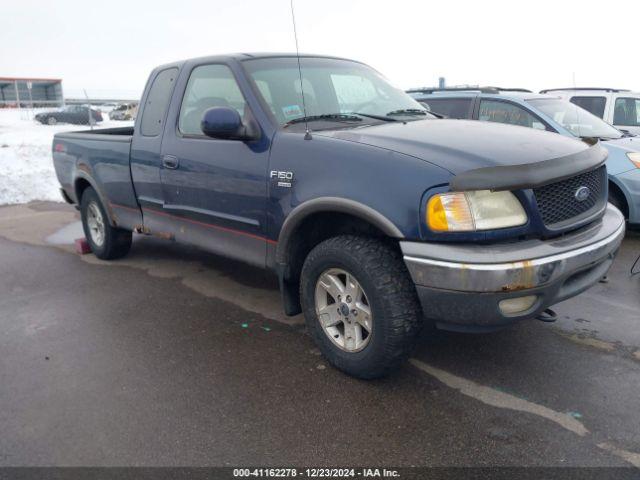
(162, 155), (179, 169)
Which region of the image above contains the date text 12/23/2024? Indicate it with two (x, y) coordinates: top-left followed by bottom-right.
(233, 468), (400, 478)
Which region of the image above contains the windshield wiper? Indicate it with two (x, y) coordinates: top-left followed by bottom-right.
(581, 135), (623, 141)
(421, 109), (446, 119)
(352, 112), (398, 122)
(386, 108), (429, 117)
(284, 113), (362, 126)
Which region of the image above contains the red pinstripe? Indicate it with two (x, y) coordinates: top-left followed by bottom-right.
(110, 202), (276, 245)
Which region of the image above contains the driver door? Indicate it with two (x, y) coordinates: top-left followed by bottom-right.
(156, 63), (270, 267)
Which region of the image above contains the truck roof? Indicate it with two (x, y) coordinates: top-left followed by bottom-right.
(153, 52), (364, 71)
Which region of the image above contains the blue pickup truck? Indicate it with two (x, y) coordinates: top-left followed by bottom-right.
(53, 54), (625, 378)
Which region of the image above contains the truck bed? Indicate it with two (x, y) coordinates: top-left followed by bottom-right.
(52, 127), (140, 228)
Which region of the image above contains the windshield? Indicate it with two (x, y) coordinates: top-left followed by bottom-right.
(243, 57), (428, 128)
(527, 98), (622, 139)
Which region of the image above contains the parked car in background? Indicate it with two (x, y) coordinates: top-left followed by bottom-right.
(540, 88), (640, 137)
(408, 87), (640, 226)
(109, 103), (138, 121)
(35, 105), (103, 125)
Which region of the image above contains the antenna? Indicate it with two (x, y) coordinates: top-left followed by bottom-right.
(572, 71), (582, 139)
(290, 0), (312, 140)
(83, 89), (93, 131)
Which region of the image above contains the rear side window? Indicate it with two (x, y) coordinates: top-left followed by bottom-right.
(613, 97), (640, 127)
(140, 68), (178, 137)
(570, 96), (606, 119)
(178, 64), (247, 136)
(419, 98), (472, 119)
(479, 99), (547, 130)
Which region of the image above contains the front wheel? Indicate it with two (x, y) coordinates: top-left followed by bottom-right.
(300, 235), (423, 379)
(80, 187), (132, 260)
(47, 116), (57, 125)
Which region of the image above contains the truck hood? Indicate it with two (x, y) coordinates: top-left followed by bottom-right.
(317, 119), (591, 176)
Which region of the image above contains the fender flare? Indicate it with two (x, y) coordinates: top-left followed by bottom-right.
(275, 197), (404, 265)
(73, 171), (117, 227)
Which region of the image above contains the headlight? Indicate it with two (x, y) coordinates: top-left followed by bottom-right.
(427, 190), (527, 232)
(627, 152), (640, 168)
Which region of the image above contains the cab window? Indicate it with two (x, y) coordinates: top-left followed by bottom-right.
(479, 99), (547, 130)
(140, 67), (178, 137)
(178, 64), (247, 136)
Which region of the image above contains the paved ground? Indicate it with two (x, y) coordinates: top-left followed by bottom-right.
(0, 202), (639, 467)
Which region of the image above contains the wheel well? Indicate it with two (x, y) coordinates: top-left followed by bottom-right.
(608, 180), (629, 218)
(74, 178), (92, 204)
(279, 211), (395, 315)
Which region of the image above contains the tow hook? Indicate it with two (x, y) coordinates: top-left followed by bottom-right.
(536, 308), (557, 323)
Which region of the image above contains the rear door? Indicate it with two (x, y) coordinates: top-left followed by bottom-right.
(156, 61), (271, 267)
(61, 106), (78, 123)
(130, 67), (180, 209)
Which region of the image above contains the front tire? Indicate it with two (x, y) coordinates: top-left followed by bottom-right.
(80, 187), (132, 260)
(47, 116), (57, 125)
(300, 235), (423, 379)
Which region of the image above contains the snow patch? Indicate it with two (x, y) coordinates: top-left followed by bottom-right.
(0, 108), (133, 205)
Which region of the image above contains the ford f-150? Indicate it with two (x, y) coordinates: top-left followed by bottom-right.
(52, 54), (625, 378)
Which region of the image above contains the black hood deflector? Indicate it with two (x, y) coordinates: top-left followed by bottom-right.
(449, 141), (607, 192)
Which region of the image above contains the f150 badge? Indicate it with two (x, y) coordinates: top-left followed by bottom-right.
(271, 170), (294, 188)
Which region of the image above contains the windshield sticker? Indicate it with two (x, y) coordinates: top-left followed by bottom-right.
(282, 104), (303, 120)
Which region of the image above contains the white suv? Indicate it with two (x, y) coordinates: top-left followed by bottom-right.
(540, 88), (640, 136)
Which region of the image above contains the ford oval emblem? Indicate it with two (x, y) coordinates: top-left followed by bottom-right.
(575, 186), (591, 202)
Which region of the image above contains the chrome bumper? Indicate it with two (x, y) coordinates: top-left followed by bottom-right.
(402, 204), (625, 293)
(401, 205), (625, 331)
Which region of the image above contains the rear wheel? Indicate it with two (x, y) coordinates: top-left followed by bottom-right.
(80, 187), (132, 260)
(300, 235), (423, 379)
(47, 116), (57, 125)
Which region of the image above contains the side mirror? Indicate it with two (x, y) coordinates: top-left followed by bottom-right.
(201, 107), (256, 140)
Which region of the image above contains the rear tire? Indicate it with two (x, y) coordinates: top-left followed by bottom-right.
(47, 117), (57, 125)
(300, 235), (423, 379)
(80, 187), (132, 260)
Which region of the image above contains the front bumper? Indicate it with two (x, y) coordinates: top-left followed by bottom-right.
(402, 204), (625, 331)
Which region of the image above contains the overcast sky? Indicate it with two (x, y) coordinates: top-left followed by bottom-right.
(2, 0), (639, 98)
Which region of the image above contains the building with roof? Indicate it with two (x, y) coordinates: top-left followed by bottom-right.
(0, 77), (63, 108)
